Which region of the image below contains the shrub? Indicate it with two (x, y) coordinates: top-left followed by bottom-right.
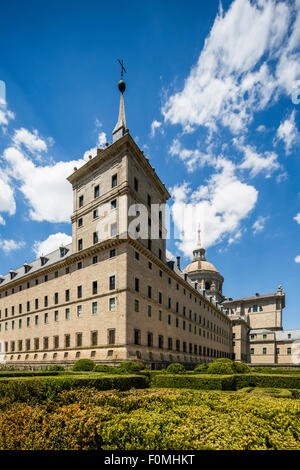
(233, 362), (251, 374)
(193, 364), (209, 373)
(93, 364), (115, 373)
(207, 361), (235, 375)
(0, 374), (149, 404)
(213, 358), (234, 364)
(48, 365), (65, 371)
(72, 359), (95, 372)
(166, 363), (186, 374)
(115, 361), (144, 374)
(152, 374), (235, 390)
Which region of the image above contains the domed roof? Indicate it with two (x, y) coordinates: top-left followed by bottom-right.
(184, 259), (219, 274)
(183, 228), (221, 276)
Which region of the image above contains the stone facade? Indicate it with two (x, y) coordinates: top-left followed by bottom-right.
(0, 83), (298, 369)
(0, 127), (232, 368)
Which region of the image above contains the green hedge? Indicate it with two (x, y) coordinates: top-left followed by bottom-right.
(152, 374), (236, 390)
(0, 371), (61, 378)
(0, 374), (149, 403)
(151, 373), (300, 391)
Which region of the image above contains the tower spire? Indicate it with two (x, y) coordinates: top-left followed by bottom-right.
(112, 59), (128, 143)
(193, 224), (206, 260)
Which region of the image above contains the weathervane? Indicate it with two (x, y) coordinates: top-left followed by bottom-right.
(118, 59), (126, 79)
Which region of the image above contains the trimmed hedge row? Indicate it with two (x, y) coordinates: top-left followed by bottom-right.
(152, 373), (300, 391)
(0, 374), (149, 403)
(0, 371), (62, 378)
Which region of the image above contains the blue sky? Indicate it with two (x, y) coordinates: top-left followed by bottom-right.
(0, 0), (299, 329)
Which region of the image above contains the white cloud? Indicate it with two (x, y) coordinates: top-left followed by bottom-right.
(237, 142), (280, 178)
(294, 213), (300, 224)
(166, 249), (175, 261)
(12, 128), (48, 154)
(256, 125), (267, 132)
(83, 131), (107, 160)
(162, 0), (299, 135)
(169, 138), (211, 172)
(170, 157), (258, 256)
(2, 146), (85, 223)
(252, 215), (268, 234)
(0, 239), (25, 254)
(33, 232), (72, 257)
(0, 100), (15, 128)
(0, 169), (16, 224)
(295, 255), (300, 263)
(150, 120), (163, 137)
(276, 110), (299, 154)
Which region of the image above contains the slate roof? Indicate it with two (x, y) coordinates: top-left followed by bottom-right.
(0, 243), (72, 288)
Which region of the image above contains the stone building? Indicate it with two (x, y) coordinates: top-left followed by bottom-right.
(0, 76), (298, 369)
(0, 78), (233, 369)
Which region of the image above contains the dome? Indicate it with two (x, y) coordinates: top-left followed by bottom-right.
(184, 259), (219, 274)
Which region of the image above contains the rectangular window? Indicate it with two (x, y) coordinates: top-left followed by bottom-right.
(78, 218), (83, 227)
(135, 278), (139, 292)
(78, 239), (83, 251)
(54, 336), (59, 349)
(54, 293), (58, 304)
(92, 301), (98, 314)
(253, 305), (258, 312)
(93, 209), (98, 219)
(25, 339), (30, 351)
(134, 329), (141, 345)
(92, 255), (98, 264)
(77, 286), (82, 298)
(148, 286), (152, 299)
(109, 275), (116, 290)
(35, 315), (39, 326)
(108, 329), (115, 345)
(159, 310), (162, 321)
(134, 299), (139, 312)
(27, 317), (30, 327)
(65, 334), (70, 348)
(35, 299), (38, 310)
(54, 311), (59, 322)
(76, 333), (82, 347)
(287, 347), (292, 355)
(43, 337), (49, 350)
(65, 308), (70, 320)
(110, 249), (116, 258)
(112, 174), (118, 187)
(77, 262), (82, 270)
(158, 335), (164, 349)
(91, 331), (98, 346)
(168, 337), (172, 350)
(158, 292), (162, 304)
(263, 347), (267, 355)
(147, 305), (152, 318)
(44, 313), (48, 324)
(93, 232), (99, 244)
(34, 338), (39, 350)
(94, 185), (100, 198)
(147, 332), (153, 347)
(109, 298), (116, 311)
(110, 223), (117, 237)
(111, 199), (117, 210)
(250, 348), (254, 355)
(77, 305), (82, 317)
(92, 281), (98, 295)
(276, 348), (280, 354)
(79, 195), (84, 207)
(65, 290), (70, 302)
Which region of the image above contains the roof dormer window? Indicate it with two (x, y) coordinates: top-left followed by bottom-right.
(40, 256), (48, 267)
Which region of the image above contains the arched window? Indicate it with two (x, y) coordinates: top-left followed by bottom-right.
(205, 282), (211, 291)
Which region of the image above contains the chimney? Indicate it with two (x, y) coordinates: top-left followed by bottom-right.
(176, 256), (181, 270)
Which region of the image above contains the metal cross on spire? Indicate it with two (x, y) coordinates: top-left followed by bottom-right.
(118, 59), (126, 79)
